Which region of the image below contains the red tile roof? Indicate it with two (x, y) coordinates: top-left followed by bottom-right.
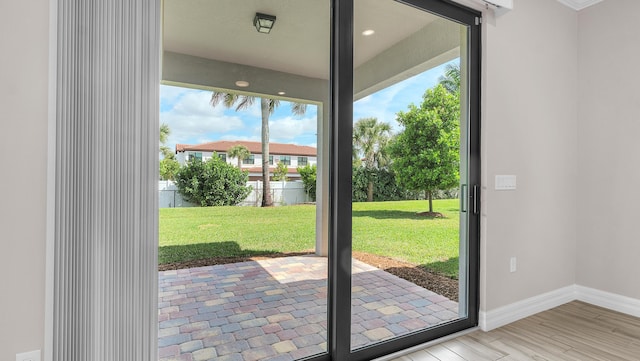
(176, 140), (316, 156)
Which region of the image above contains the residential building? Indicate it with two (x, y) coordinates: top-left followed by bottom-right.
(3, 0), (640, 360)
(175, 140), (317, 181)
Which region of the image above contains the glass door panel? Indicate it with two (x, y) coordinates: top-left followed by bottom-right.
(159, 1), (330, 360)
(350, 0), (476, 353)
(161, 0), (478, 359)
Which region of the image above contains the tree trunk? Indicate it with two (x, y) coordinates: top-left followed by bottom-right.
(237, 158), (242, 169)
(261, 98), (272, 207)
(427, 190), (433, 213)
(367, 181), (374, 202)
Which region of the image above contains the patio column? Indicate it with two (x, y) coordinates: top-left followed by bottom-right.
(316, 102), (330, 256)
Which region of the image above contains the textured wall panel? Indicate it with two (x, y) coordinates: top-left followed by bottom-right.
(53, 1), (159, 360)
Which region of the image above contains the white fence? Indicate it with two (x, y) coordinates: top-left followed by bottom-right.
(159, 180), (310, 208)
(240, 180), (311, 206)
(159, 180), (197, 208)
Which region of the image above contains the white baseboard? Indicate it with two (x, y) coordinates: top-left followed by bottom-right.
(480, 284), (640, 331)
(576, 285), (640, 318)
(479, 285), (576, 331)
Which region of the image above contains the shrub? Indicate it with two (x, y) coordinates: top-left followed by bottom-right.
(159, 158), (180, 181)
(352, 167), (411, 202)
(272, 161), (289, 181)
(174, 156), (252, 206)
(297, 164), (317, 201)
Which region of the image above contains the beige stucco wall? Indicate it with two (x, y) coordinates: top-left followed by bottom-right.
(480, 0), (579, 311)
(577, 0), (640, 299)
(0, 0), (49, 359)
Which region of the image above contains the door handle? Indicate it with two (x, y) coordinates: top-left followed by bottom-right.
(460, 184), (468, 213)
(472, 184), (480, 215)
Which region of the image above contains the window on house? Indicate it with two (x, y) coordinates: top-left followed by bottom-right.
(269, 155), (274, 165)
(190, 152), (203, 162)
(243, 155), (255, 165)
(280, 156), (291, 165)
(298, 157), (308, 166)
(219, 153), (226, 162)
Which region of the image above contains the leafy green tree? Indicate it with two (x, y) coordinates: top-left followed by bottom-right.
(210, 93), (307, 207)
(353, 117), (392, 202)
(297, 164), (317, 201)
(159, 123), (179, 180)
(389, 84), (460, 213)
(272, 161), (289, 181)
(160, 123), (175, 160)
(352, 167), (410, 202)
(174, 156), (252, 206)
(228, 144), (251, 168)
(159, 157), (180, 181)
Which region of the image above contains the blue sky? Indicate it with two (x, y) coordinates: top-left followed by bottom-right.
(160, 60), (455, 153)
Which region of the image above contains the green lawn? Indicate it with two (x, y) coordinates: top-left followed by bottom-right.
(159, 199), (460, 278)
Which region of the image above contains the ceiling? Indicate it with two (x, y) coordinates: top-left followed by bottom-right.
(162, 0), (440, 80)
(556, 0), (603, 11)
(162, 0), (606, 85)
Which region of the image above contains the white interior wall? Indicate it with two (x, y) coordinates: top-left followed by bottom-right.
(0, 1), (49, 359)
(480, 0), (579, 312)
(2, 0), (640, 359)
(577, 0), (640, 300)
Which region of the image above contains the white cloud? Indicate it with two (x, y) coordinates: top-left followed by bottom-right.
(159, 60), (453, 149)
(160, 85), (189, 105)
(219, 134), (261, 142)
(269, 116), (317, 143)
(353, 70), (440, 133)
(354, 97), (402, 132)
(246, 102), (262, 118)
(160, 88), (248, 150)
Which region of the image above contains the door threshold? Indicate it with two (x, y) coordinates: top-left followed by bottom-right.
(372, 327), (480, 361)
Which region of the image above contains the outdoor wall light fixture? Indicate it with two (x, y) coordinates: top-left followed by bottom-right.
(254, 12), (276, 34)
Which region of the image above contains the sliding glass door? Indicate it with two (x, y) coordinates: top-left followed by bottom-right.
(159, 0), (479, 360)
(331, 0), (480, 360)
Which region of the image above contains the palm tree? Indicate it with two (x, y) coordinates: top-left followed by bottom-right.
(353, 117), (392, 202)
(210, 93), (307, 207)
(228, 145), (251, 169)
(160, 123), (174, 159)
(438, 63), (461, 94)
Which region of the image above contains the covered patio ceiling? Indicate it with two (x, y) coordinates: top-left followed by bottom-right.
(161, 0), (462, 102)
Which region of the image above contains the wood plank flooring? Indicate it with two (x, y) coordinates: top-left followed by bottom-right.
(391, 301), (640, 361)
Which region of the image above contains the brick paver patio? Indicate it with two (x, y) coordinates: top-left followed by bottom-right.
(158, 256), (459, 361)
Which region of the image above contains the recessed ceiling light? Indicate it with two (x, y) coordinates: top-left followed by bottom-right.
(362, 29), (375, 36)
(278, 91), (286, 95)
(235, 80), (250, 87)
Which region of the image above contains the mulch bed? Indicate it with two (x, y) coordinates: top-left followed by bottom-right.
(352, 251), (458, 302)
(159, 251), (458, 302)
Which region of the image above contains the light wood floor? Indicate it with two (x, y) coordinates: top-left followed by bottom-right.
(392, 301), (640, 361)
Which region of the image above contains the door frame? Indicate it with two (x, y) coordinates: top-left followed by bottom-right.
(330, 0), (482, 360)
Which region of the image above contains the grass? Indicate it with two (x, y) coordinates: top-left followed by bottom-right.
(159, 199), (460, 278)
